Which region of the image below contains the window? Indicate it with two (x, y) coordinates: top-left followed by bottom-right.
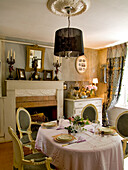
(116, 49), (128, 108)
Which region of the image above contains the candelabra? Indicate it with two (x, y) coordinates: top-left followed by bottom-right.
(6, 49), (15, 80)
(53, 58), (61, 80)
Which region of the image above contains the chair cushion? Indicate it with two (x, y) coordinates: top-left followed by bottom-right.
(24, 152), (47, 170)
(20, 134), (31, 144)
(125, 143), (128, 155)
(19, 110), (30, 131)
(117, 113), (128, 137)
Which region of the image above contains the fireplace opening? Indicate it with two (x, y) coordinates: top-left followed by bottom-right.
(26, 106), (57, 121)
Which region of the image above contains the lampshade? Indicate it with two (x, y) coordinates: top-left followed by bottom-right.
(54, 27), (84, 57)
(93, 78), (98, 84)
(47, 0), (90, 57)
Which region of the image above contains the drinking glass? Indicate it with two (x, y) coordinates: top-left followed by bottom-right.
(92, 120), (98, 134)
(59, 116), (64, 127)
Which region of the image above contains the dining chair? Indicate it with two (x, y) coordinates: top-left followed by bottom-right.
(115, 111), (128, 158)
(8, 126), (55, 170)
(81, 104), (98, 122)
(16, 107), (38, 152)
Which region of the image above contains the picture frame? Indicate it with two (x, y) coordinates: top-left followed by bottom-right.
(75, 55), (87, 74)
(43, 70), (53, 80)
(16, 68), (26, 80)
(26, 45), (45, 72)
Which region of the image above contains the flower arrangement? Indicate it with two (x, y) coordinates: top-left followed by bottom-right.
(85, 85), (97, 91)
(68, 115), (90, 126)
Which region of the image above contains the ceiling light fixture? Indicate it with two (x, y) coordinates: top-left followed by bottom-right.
(47, 0), (90, 58)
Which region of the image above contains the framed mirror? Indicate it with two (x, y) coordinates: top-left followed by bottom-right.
(26, 45), (45, 72)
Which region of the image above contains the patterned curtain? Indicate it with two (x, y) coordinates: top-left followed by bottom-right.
(103, 43), (127, 126)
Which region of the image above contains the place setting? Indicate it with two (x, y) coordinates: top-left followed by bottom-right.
(41, 121), (57, 129)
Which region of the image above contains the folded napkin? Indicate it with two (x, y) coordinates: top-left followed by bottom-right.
(56, 126), (65, 130)
(62, 136), (86, 147)
(88, 129), (94, 133)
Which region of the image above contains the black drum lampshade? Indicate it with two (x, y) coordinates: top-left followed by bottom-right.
(54, 27), (84, 57)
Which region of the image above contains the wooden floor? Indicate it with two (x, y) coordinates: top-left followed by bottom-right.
(0, 142), (13, 170)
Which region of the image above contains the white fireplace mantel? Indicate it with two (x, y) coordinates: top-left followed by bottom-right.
(3, 80), (64, 141)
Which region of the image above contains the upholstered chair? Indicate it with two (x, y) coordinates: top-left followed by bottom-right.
(8, 126), (55, 170)
(16, 107), (38, 152)
(81, 104), (98, 122)
(116, 111), (128, 158)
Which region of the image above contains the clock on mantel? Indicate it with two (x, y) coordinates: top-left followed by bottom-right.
(75, 55), (87, 74)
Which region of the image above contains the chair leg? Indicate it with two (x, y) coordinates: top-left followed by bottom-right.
(45, 157), (53, 170)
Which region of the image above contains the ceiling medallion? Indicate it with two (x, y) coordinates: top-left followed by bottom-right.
(47, 0), (90, 17)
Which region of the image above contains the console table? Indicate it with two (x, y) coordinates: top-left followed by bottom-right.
(65, 97), (102, 124)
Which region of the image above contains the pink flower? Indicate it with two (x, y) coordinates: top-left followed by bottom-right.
(85, 85), (97, 91)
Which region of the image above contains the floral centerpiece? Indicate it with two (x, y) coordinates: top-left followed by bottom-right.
(85, 85), (98, 97)
(68, 115), (90, 126)
(65, 115), (90, 134)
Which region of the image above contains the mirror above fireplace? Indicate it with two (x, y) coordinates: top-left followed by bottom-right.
(25, 45), (45, 72)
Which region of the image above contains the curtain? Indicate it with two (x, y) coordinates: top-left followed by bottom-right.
(103, 43), (127, 126)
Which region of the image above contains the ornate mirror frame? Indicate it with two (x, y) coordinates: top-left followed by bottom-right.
(26, 45), (45, 72)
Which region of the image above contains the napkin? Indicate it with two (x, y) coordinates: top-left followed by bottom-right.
(56, 126), (65, 130)
(62, 136), (86, 147)
(88, 129), (94, 133)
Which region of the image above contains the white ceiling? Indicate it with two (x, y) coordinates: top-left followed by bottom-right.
(0, 0), (128, 49)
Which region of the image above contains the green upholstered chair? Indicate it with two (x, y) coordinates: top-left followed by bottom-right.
(116, 111), (128, 158)
(16, 107), (38, 152)
(81, 104), (98, 122)
(8, 126), (55, 170)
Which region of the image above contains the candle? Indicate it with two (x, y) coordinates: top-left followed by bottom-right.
(13, 51), (15, 59)
(7, 51), (9, 59)
(11, 49), (12, 56)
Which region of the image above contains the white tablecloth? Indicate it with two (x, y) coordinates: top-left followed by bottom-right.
(35, 120), (124, 170)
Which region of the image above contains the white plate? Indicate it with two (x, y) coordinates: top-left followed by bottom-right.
(42, 122), (56, 127)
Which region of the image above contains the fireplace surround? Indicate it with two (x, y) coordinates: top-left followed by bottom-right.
(4, 80), (64, 141)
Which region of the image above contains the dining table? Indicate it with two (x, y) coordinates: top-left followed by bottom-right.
(35, 119), (124, 170)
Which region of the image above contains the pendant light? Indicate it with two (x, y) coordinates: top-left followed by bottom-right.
(47, 0), (90, 58)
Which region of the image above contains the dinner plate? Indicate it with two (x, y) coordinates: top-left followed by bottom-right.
(53, 134), (75, 143)
(99, 127), (115, 135)
(42, 122), (56, 127)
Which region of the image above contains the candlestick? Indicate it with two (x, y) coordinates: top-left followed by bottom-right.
(6, 49), (15, 80)
(53, 58), (61, 81)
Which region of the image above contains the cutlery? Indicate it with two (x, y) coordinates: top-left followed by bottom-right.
(62, 139), (86, 147)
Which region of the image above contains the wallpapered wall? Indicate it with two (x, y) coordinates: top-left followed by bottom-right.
(4, 42), (99, 81)
(2, 41), (107, 99)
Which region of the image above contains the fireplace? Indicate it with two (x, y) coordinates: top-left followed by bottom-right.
(16, 95), (57, 121)
(4, 80), (64, 141)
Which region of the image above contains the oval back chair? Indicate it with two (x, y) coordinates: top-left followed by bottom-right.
(115, 111), (128, 158)
(16, 107), (37, 151)
(8, 126), (54, 170)
(81, 104), (98, 122)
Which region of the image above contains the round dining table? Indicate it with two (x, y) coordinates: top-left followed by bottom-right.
(35, 120), (124, 170)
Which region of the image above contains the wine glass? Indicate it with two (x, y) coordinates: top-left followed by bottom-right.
(59, 116), (64, 127)
(92, 120), (98, 134)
